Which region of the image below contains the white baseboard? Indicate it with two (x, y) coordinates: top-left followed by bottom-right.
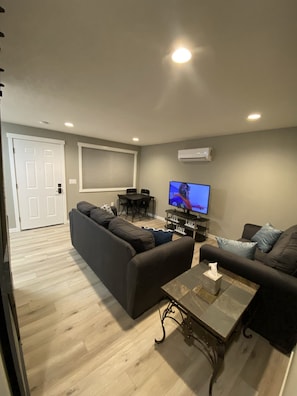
(9, 227), (20, 233)
(154, 214), (165, 222)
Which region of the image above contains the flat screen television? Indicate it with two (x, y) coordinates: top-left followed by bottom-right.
(168, 181), (210, 215)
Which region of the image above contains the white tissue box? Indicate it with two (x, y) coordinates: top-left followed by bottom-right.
(202, 270), (222, 295)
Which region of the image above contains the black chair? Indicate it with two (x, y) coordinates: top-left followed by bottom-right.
(124, 188), (137, 216)
(139, 189), (151, 216)
(118, 194), (129, 216)
(139, 197), (151, 217)
(126, 188), (137, 194)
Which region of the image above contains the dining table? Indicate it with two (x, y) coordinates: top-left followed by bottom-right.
(118, 193), (154, 221)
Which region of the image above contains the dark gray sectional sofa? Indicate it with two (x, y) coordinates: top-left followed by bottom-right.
(69, 201), (195, 319)
(200, 223), (297, 354)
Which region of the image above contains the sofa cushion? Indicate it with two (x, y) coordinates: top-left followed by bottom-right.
(216, 237), (257, 259)
(90, 207), (115, 228)
(254, 248), (268, 263)
(77, 201), (97, 216)
(142, 227), (174, 246)
(251, 223), (282, 253)
(263, 225), (297, 275)
(108, 217), (155, 253)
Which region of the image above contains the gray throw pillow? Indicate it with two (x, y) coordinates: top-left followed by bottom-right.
(264, 225), (297, 275)
(216, 237), (257, 260)
(251, 223), (282, 253)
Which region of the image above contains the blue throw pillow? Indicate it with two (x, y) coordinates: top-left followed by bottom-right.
(216, 237), (257, 260)
(251, 223), (282, 253)
(142, 227), (174, 246)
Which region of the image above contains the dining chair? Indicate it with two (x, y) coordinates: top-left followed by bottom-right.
(126, 188), (137, 194)
(125, 188), (137, 215)
(139, 193), (151, 216)
(118, 194), (129, 216)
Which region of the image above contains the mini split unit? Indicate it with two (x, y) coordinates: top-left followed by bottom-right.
(178, 147), (212, 162)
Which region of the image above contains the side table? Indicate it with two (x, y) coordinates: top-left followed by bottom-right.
(155, 261), (258, 396)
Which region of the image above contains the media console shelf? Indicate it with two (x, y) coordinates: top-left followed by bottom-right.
(165, 209), (209, 242)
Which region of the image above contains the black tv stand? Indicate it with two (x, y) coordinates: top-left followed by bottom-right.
(165, 209), (209, 242)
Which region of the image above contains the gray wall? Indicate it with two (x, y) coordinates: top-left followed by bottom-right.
(139, 127), (297, 239)
(2, 123), (297, 238)
(1, 123), (140, 229)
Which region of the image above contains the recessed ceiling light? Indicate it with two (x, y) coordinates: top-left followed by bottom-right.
(64, 122), (74, 127)
(39, 120), (50, 125)
(132, 137), (139, 142)
(247, 113), (261, 121)
(171, 48), (192, 64)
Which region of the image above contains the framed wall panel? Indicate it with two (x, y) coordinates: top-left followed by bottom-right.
(78, 143), (138, 192)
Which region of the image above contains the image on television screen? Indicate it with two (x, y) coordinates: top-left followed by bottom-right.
(168, 181), (210, 215)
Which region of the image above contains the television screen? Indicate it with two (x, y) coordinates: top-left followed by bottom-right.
(168, 181), (210, 215)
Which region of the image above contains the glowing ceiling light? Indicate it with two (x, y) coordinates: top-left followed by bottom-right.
(247, 113), (261, 121)
(64, 122), (74, 127)
(132, 137), (139, 142)
(171, 47), (192, 64)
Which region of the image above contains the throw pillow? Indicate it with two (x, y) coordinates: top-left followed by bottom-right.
(108, 217), (155, 253)
(100, 203), (114, 215)
(251, 223), (282, 253)
(77, 201), (97, 216)
(216, 237), (257, 260)
(90, 208), (115, 228)
(263, 225), (297, 275)
(142, 227), (174, 246)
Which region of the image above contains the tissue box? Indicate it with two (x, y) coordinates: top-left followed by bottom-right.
(202, 270), (222, 295)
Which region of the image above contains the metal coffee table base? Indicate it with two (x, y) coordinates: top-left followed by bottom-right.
(155, 299), (232, 396)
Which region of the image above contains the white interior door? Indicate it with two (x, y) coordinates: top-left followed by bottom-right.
(13, 138), (65, 230)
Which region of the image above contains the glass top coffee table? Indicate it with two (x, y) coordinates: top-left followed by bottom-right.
(155, 260), (258, 396)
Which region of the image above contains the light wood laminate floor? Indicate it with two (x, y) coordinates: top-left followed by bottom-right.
(9, 217), (289, 396)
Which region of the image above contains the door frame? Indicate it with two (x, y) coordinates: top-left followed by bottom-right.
(7, 133), (67, 232)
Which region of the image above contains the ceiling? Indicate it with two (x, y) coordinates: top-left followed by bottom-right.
(1, 1), (297, 146)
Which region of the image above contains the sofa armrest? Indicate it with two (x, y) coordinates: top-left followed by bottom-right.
(127, 236), (195, 318)
(200, 244), (297, 297)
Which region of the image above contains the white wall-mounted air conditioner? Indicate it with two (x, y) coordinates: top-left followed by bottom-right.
(178, 147), (212, 162)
